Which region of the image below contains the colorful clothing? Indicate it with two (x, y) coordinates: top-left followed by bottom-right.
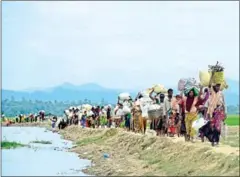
(185, 112), (198, 138)
(212, 107), (225, 132)
(168, 114), (176, 134)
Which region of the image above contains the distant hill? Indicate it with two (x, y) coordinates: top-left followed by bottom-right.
(1, 79), (239, 105)
(1, 83), (137, 104)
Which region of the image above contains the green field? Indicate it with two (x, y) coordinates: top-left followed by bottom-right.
(225, 114), (239, 126)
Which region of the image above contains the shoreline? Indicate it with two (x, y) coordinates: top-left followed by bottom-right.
(2, 123), (240, 176)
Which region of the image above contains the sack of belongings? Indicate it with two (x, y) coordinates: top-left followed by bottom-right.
(148, 104), (162, 120)
(199, 69), (228, 90)
(184, 86), (200, 97)
(122, 106), (131, 114)
(82, 104), (92, 111)
(178, 78), (187, 91)
(192, 116), (207, 131)
(178, 78), (199, 91)
(199, 70), (211, 87)
(119, 92), (131, 101)
(152, 84), (167, 94)
(141, 105), (149, 118)
(116, 109), (124, 117)
(208, 62), (225, 85)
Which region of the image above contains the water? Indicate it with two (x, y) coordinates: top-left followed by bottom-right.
(2, 127), (91, 176)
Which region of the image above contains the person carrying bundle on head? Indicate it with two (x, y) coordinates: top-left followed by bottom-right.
(183, 88), (198, 142)
(149, 89), (166, 136)
(205, 62), (227, 146)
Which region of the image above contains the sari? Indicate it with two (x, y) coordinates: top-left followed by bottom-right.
(207, 87), (226, 132)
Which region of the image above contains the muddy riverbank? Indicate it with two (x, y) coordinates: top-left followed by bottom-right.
(3, 123), (239, 176)
(60, 126), (239, 176)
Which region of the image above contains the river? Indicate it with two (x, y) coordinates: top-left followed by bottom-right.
(2, 127), (91, 176)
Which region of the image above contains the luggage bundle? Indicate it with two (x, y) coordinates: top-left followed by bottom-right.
(152, 84), (167, 94)
(178, 78), (200, 96)
(199, 62), (228, 90)
(147, 104), (163, 120)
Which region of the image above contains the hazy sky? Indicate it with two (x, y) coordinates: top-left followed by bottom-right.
(2, 1), (239, 91)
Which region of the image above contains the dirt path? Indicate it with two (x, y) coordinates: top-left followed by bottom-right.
(60, 126), (240, 176)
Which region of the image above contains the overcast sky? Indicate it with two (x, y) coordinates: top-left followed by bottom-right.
(2, 1), (239, 91)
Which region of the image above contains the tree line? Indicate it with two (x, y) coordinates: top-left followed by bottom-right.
(1, 97), (108, 117)
(1, 97), (239, 117)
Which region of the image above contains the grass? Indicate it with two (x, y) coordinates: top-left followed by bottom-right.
(221, 126), (239, 147)
(225, 114), (239, 126)
(30, 140), (52, 144)
(76, 129), (118, 146)
(77, 135), (104, 146)
(1, 141), (26, 149)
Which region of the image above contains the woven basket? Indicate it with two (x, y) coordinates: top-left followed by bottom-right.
(212, 71), (224, 84)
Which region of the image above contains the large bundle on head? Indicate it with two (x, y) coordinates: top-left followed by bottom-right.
(152, 84), (167, 94)
(118, 92), (131, 101)
(199, 71), (228, 90)
(208, 62), (225, 85)
(199, 62), (228, 90)
(178, 78), (200, 96)
(199, 70), (211, 87)
(82, 104), (92, 111)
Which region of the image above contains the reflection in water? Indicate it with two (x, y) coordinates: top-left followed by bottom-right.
(2, 127), (91, 176)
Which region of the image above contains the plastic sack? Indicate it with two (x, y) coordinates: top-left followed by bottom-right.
(148, 104), (161, 111)
(184, 78), (198, 89)
(178, 78), (187, 91)
(119, 92), (130, 101)
(184, 86), (200, 97)
(141, 105), (149, 118)
(116, 109), (124, 116)
(153, 84), (167, 94)
(192, 117), (207, 130)
(123, 106), (131, 114)
(199, 70), (211, 87)
(82, 104), (92, 111)
(139, 97), (153, 105)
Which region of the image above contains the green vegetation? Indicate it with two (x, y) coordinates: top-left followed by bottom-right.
(1, 141), (26, 149)
(77, 129), (118, 146)
(30, 140), (52, 144)
(2, 97), (239, 117)
(221, 126), (239, 147)
(225, 114), (239, 126)
(2, 98), (109, 117)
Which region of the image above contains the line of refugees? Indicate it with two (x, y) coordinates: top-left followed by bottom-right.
(62, 75), (226, 147)
(65, 106), (112, 128)
(14, 111), (46, 123)
(138, 82), (226, 146)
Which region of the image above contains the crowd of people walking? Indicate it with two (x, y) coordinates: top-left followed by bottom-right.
(2, 62), (228, 147)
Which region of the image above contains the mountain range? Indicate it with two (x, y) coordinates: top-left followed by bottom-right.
(1, 79), (239, 105)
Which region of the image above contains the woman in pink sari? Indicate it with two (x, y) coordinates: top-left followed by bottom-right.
(206, 83), (227, 146)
